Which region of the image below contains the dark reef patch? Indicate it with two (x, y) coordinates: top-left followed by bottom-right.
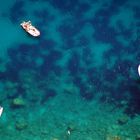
(74, 2), (91, 18)
(40, 49), (62, 75)
(29, 0), (40, 1)
(73, 75), (95, 101)
(18, 44), (40, 57)
(41, 88), (57, 104)
(102, 69), (117, 82)
(87, 68), (102, 91)
(125, 83), (140, 118)
(7, 44), (40, 69)
(91, 9), (117, 44)
(103, 41), (124, 63)
(5, 43), (43, 81)
(33, 9), (55, 24)
(113, 59), (132, 78)
(48, 0), (79, 13)
(10, 1), (26, 23)
(116, 20), (133, 40)
(133, 6), (140, 18)
(77, 36), (89, 48)
(80, 84), (94, 101)
(38, 39), (56, 50)
(89, 0), (130, 46)
(62, 38), (76, 49)
(58, 22), (81, 39)
(67, 51), (81, 76)
(82, 46), (92, 65)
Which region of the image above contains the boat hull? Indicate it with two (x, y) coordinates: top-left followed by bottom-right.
(20, 21), (40, 37)
(138, 65), (140, 76)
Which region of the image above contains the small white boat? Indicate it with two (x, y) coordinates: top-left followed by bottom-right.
(20, 21), (40, 37)
(138, 65), (140, 76)
(0, 106), (3, 117)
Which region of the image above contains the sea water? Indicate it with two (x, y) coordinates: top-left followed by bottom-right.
(0, 0), (140, 139)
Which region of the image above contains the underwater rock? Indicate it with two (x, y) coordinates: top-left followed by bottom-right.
(15, 119), (28, 130)
(5, 81), (18, 99)
(5, 81), (18, 89)
(117, 115), (129, 125)
(136, 135), (140, 140)
(106, 135), (121, 140)
(41, 89), (56, 104)
(12, 97), (25, 108)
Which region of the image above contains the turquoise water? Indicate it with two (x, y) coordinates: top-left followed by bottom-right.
(0, 0), (140, 139)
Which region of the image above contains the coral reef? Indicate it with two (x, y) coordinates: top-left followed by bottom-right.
(12, 97), (26, 108)
(15, 119), (28, 131)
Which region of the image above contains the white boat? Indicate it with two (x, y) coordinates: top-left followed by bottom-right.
(20, 21), (40, 37)
(0, 106), (3, 117)
(138, 65), (140, 76)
